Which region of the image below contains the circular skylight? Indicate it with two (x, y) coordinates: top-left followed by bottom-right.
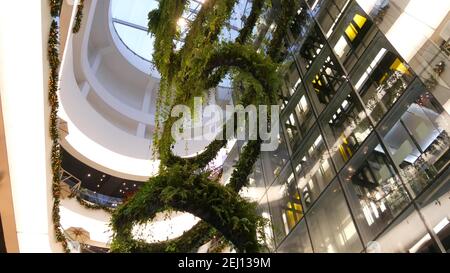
(111, 0), (159, 61)
(111, 0), (253, 86)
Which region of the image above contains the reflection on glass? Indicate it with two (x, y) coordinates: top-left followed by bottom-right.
(221, 141), (240, 185)
(310, 55), (345, 111)
(261, 134), (290, 186)
(371, 206), (440, 253)
(277, 220), (313, 253)
(280, 62), (302, 109)
(356, 49), (414, 124)
(379, 87), (450, 197)
(307, 180), (362, 253)
(292, 24), (325, 74)
(340, 136), (411, 244)
(257, 194), (276, 252)
(294, 129), (335, 210)
(267, 165), (304, 245)
(314, 0), (352, 38)
(289, 2), (315, 44)
(333, 12), (371, 57)
(240, 159), (266, 203)
(321, 89), (373, 171)
(283, 89), (315, 147)
(416, 173), (450, 253)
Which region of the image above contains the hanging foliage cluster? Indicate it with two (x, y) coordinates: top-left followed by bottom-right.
(49, 0), (62, 18)
(72, 0), (85, 33)
(48, 1), (70, 252)
(110, 0), (299, 253)
(74, 196), (115, 214)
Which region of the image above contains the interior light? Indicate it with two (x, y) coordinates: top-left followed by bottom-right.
(87, 173), (91, 177)
(177, 18), (187, 28)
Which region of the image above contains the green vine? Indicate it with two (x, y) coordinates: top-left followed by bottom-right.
(49, 0), (62, 18)
(74, 196), (114, 214)
(48, 7), (70, 252)
(235, 0), (267, 44)
(110, 0), (297, 253)
(72, 0), (85, 34)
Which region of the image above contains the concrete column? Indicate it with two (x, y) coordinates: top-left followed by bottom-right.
(0, 0), (63, 252)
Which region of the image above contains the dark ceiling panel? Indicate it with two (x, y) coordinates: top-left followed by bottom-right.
(61, 148), (144, 198)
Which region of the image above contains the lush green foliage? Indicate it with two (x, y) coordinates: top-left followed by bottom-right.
(110, 0), (299, 253)
(72, 0), (85, 33)
(48, 3), (70, 251)
(49, 0), (62, 18)
(110, 165), (263, 252)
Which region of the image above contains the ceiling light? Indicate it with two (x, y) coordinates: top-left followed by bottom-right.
(87, 173), (91, 177)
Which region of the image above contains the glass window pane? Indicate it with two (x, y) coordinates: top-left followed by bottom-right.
(340, 135), (411, 244)
(261, 133), (290, 186)
(315, 0), (353, 38)
(257, 194), (276, 252)
(307, 179), (362, 253)
(320, 87), (373, 171)
(113, 23), (154, 61)
(378, 80), (450, 197)
(305, 54), (346, 113)
(290, 1), (315, 42)
(277, 220), (313, 253)
(240, 159), (266, 203)
(416, 173), (450, 253)
(283, 87), (315, 149)
(356, 48), (414, 125)
(294, 127), (336, 210)
(112, 0), (158, 27)
(292, 24), (326, 75)
(267, 165), (304, 245)
(370, 206), (441, 253)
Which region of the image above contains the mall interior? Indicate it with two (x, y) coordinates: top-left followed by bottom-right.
(0, 0), (449, 253)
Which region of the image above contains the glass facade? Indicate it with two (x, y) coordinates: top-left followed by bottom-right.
(252, 0), (450, 253)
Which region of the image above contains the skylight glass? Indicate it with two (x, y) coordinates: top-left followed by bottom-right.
(111, 0), (253, 88)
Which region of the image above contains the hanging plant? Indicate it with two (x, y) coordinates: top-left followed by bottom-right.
(109, 0), (298, 253)
(72, 0), (85, 33)
(48, 3), (70, 251)
(49, 0), (62, 18)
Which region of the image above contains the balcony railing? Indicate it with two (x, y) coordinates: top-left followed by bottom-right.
(60, 169), (122, 208)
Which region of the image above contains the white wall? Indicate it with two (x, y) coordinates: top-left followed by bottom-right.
(0, 0), (62, 252)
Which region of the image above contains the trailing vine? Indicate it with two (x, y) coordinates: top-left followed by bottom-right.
(74, 196), (114, 214)
(48, 3), (70, 252)
(235, 0), (266, 44)
(267, 0), (298, 63)
(49, 0), (62, 18)
(110, 0), (298, 253)
(72, 0), (85, 34)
